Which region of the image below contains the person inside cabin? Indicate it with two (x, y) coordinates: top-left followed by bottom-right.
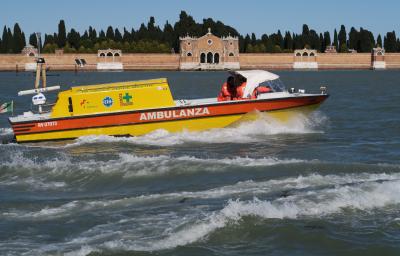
(217, 76), (236, 101)
(235, 76), (247, 100)
(251, 85), (272, 99)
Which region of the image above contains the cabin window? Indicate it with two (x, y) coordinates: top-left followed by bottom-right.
(68, 97), (73, 113)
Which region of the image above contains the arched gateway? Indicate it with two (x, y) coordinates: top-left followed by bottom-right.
(179, 28), (240, 70)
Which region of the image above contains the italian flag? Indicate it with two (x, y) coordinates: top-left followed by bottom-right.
(0, 101), (13, 114)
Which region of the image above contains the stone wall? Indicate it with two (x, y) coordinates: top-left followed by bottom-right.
(239, 54), (293, 69)
(0, 53), (180, 71)
(317, 53), (371, 69)
(384, 53), (400, 69)
(2, 52), (400, 71)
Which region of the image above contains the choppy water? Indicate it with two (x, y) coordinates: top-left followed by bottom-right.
(0, 70), (399, 256)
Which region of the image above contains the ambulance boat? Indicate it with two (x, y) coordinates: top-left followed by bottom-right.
(9, 63), (328, 143)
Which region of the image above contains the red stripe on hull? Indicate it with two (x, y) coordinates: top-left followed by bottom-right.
(11, 95), (328, 135)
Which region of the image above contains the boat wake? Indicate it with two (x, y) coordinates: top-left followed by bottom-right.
(66, 111), (328, 147)
(20, 171), (400, 255)
(0, 151), (305, 190)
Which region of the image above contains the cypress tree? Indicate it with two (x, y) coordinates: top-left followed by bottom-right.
(162, 21), (175, 48)
(28, 33), (37, 47)
(106, 26), (115, 41)
(323, 31), (331, 46)
(358, 28), (374, 52)
(57, 20), (67, 48)
(243, 34), (251, 52)
(251, 33), (257, 45)
(114, 28), (123, 42)
(1, 26), (8, 53)
(12, 23), (25, 53)
(320, 33), (325, 52)
(384, 31), (397, 52)
(302, 24), (310, 48)
(333, 29), (338, 50)
(338, 25), (347, 52)
(277, 30), (284, 49)
(99, 30), (106, 41)
(7, 28), (13, 53)
(67, 29), (80, 49)
(348, 27), (358, 50)
(283, 31), (293, 51)
(377, 34), (382, 47)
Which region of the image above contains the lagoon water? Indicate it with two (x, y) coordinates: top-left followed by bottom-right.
(0, 70), (399, 255)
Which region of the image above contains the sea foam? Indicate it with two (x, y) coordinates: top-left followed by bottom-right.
(65, 112), (327, 147)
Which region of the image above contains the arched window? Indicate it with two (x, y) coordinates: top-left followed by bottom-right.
(114, 52), (120, 57)
(214, 53), (219, 63)
(107, 52), (113, 57)
(100, 53), (106, 57)
(207, 52), (213, 63)
(29, 52), (35, 57)
(229, 52), (234, 57)
(200, 53), (206, 63)
(309, 52), (315, 56)
(187, 52), (192, 57)
(377, 51), (383, 56)
(296, 52), (301, 56)
(302, 52), (308, 57)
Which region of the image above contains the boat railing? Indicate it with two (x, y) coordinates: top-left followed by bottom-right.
(30, 103), (55, 114)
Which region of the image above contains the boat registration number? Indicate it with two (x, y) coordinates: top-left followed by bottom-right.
(38, 121), (58, 128)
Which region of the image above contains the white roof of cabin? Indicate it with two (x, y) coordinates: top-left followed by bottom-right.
(230, 70), (279, 97)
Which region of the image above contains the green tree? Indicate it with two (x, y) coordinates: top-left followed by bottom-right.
(1, 26), (9, 53)
(283, 31), (293, 51)
(323, 31), (331, 46)
(67, 29), (80, 49)
(114, 28), (123, 42)
(106, 26), (115, 41)
(333, 29), (338, 50)
(348, 27), (358, 50)
(338, 25), (347, 52)
(12, 23), (25, 53)
(376, 34), (382, 47)
(57, 20), (67, 48)
(29, 33), (37, 47)
(384, 31), (397, 52)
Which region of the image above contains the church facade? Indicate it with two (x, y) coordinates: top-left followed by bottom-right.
(179, 28), (240, 70)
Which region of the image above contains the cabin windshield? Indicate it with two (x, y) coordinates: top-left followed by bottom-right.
(259, 78), (286, 92)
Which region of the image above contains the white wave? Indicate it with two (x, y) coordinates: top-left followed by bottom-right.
(134, 177), (400, 251)
(1, 152), (304, 183)
(22, 171), (400, 255)
(7, 171), (400, 222)
(65, 112), (326, 147)
(0, 127), (13, 136)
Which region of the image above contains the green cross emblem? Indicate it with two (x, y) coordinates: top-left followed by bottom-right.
(122, 93), (132, 103)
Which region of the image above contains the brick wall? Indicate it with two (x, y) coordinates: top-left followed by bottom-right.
(1, 52), (400, 71)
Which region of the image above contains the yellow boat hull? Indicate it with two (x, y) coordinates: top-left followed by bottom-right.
(15, 103), (321, 143)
